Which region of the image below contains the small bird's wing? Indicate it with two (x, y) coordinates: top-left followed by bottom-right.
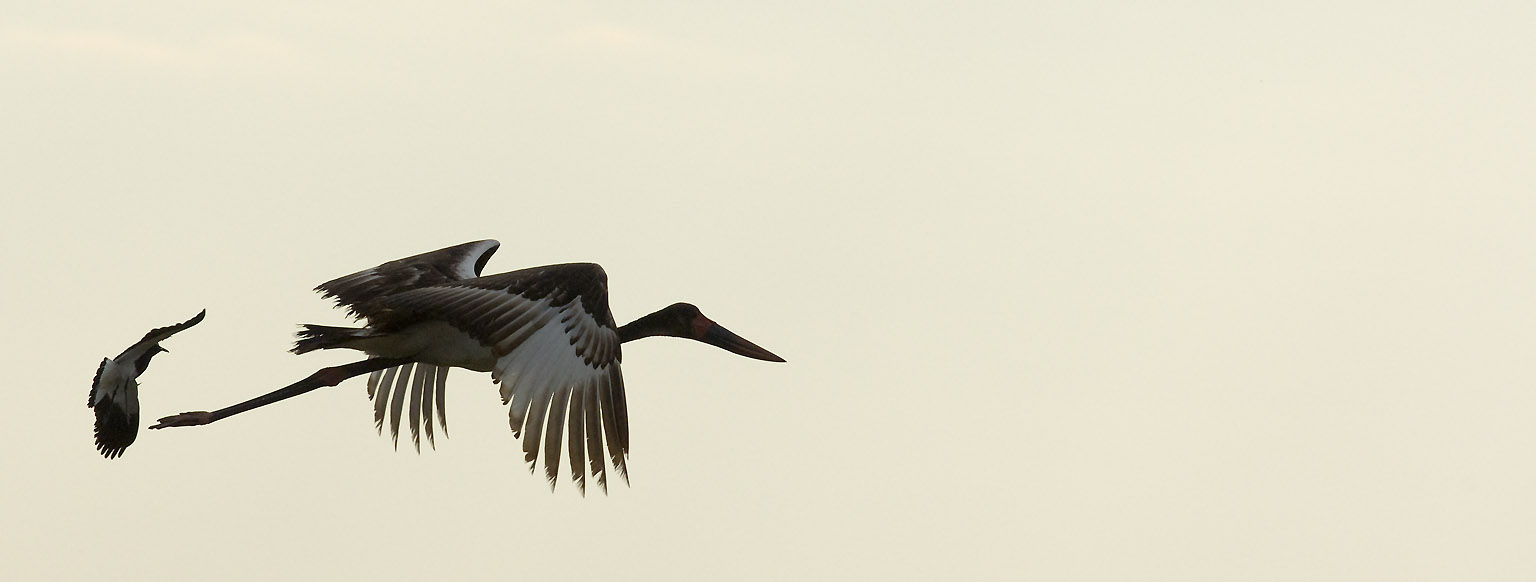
(89, 358), (140, 459)
(372, 263), (626, 495)
(89, 357), (108, 407)
(315, 240), (500, 318)
(113, 309), (207, 361)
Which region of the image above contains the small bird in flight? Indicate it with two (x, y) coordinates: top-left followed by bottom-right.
(89, 309), (206, 458)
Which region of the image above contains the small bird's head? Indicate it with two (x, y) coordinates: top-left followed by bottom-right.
(133, 345), (169, 375)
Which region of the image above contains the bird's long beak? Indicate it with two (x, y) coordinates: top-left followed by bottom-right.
(696, 316), (786, 362)
(158, 346), (170, 354)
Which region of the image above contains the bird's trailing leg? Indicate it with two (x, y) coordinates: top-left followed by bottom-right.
(150, 357), (413, 429)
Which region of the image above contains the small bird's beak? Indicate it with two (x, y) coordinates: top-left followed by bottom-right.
(696, 315), (786, 363)
(157, 346), (170, 354)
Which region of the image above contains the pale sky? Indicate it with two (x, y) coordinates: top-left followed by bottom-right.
(4, 2), (1535, 580)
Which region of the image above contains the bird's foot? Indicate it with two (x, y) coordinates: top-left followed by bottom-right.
(149, 411), (213, 429)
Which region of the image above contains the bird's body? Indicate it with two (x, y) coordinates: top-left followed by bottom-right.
(344, 321), (498, 371)
(153, 240), (783, 494)
(90, 309), (205, 458)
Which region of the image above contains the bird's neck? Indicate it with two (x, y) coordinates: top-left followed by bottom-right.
(133, 349), (160, 375)
(617, 309), (672, 343)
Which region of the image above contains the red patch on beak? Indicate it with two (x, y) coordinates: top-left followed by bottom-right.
(691, 314), (715, 340)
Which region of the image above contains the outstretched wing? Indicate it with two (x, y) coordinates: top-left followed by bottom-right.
(89, 358), (139, 459)
(316, 239), (500, 318)
(314, 240), (499, 452)
(114, 309), (206, 361)
(372, 263), (627, 495)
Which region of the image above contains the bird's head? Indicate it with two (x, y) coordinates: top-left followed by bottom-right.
(620, 302), (785, 362)
(133, 344), (169, 374)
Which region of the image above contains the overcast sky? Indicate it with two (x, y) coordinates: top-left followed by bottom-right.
(4, 2), (1535, 580)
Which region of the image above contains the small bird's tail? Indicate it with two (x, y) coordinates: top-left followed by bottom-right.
(292, 325), (372, 354)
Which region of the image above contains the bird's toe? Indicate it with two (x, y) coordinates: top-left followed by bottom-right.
(149, 411), (213, 429)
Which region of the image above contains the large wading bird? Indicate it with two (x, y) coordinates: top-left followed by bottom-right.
(90, 309), (206, 458)
(151, 241), (784, 494)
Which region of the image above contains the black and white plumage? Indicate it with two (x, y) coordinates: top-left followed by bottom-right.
(303, 239), (501, 450)
(302, 259), (631, 492)
(152, 240), (784, 495)
(89, 309), (205, 458)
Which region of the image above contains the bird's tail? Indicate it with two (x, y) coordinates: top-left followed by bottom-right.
(292, 324), (372, 354)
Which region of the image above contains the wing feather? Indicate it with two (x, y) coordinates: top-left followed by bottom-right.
(543, 386), (572, 489)
(374, 365), (398, 433)
(421, 363), (436, 448)
(503, 334), (550, 434)
(315, 240), (499, 317)
(567, 385), (587, 495)
(409, 364), (428, 452)
(388, 362), (412, 447)
(521, 377), (555, 479)
(116, 309), (206, 361)
(434, 366), (450, 436)
(599, 369), (629, 483)
(366, 368), (383, 399)
(89, 357), (109, 407)
(93, 397), (138, 459)
(583, 379), (607, 492)
(360, 262), (627, 489)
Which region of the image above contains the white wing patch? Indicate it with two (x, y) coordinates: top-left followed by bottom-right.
(493, 300), (624, 494)
(355, 263), (626, 494)
(90, 358), (136, 412)
(451, 240), (500, 279)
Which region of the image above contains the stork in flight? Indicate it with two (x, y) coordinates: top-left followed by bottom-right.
(90, 309), (205, 458)
(151, 240), (784, 494)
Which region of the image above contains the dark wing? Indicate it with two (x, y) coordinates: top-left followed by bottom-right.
(89, 358), (139, 459)
(93, 395), (139, 459)
(114, 309), (206, 361)
(372, 263), (626, 495)
(315, 241), (498, 452)
(316, 240), (500, 318)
